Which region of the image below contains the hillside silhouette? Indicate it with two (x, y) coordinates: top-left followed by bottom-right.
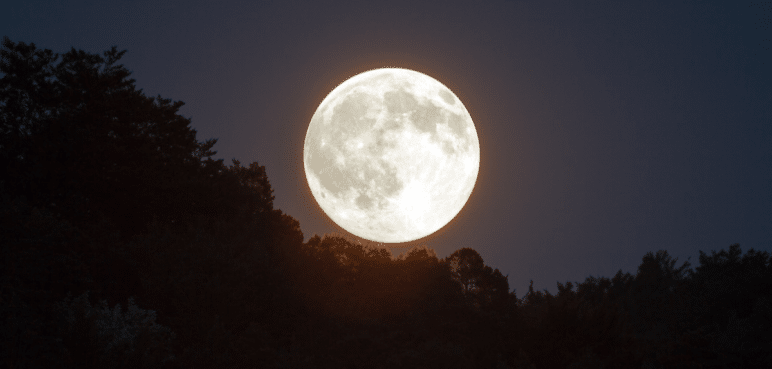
(2, 38), (771, 368)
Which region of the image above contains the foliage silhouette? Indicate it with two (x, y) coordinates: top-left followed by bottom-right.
(54, 291), (176, 368)
(0, 36), (221, 239)
(444, 247), (510, 312)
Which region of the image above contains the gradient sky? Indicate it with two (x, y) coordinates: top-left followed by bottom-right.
(3, 0), (770, 297)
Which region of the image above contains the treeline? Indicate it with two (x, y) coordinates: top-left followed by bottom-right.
(1, 37), (770, 368)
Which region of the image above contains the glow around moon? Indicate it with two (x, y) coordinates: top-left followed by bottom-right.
(303, 68), (480, 243)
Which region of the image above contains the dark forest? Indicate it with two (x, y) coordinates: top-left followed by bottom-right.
(2, 38), (771, 369)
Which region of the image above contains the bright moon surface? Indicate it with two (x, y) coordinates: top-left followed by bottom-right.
(303, 68), (480, 243)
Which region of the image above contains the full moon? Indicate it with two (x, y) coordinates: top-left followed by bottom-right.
(303, 68), (480, 243)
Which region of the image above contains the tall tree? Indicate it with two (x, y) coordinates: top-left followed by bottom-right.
(445, 248), (486, 295)
(0, 37), (222, 239)
(444, 248), (509, 311)
(685, 244), (772, 366)
(628, 250), (693, 331)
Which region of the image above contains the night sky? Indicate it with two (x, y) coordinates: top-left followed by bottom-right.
(3, 0), (770, 297)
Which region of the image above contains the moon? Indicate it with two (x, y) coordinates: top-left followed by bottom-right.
(303, 68), (480, 243)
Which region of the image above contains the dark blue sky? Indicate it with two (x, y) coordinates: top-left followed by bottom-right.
(3, 0), (770, 296)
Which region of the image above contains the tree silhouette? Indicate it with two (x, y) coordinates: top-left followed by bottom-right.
(627, 250), (693, 342)
(445, 248), (485, 295)
(444, 248), (509, 311)
(684, 244), (772, 366)
(0, 37), (221, 239)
